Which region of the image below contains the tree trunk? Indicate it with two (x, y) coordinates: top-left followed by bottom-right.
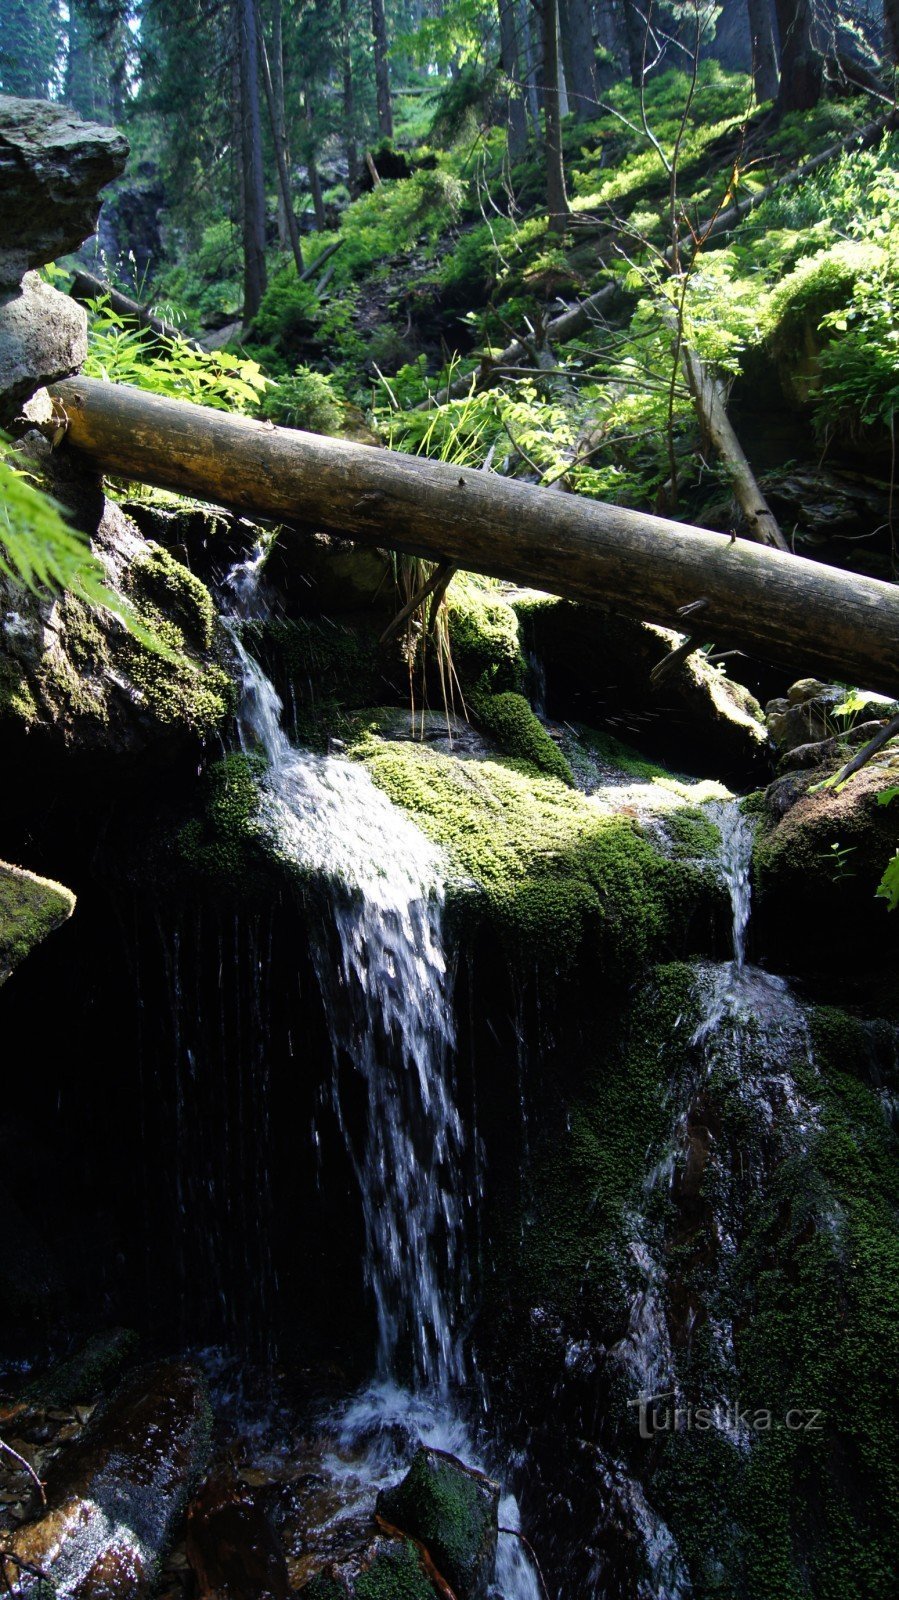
(237, 0), (268, 323)
(259, 26), (304, 273)
(302, 84), (328, 231)
(622, 0), (646, 89)
(773, 0), (824, 110)
(541, 0), (571, 232)
(52, 374), (899, 697)
(339, 0), (361, 194)
(523, 0), (543, 121)
(884, 0), (899, 62)
(270, 0), (290, 249)
(499, 0), (529, 158)
(747, 0), (780, 99)
(558, 0), (600, 119)
(679, 345), (787, 549)
(371, 0), (394, 137)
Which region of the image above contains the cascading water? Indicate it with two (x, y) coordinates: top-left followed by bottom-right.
(220, 554), (540, 1597)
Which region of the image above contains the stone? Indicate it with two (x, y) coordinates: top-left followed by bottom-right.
(0, 273), (87, 424)
(186, 1472), (291, 1600)
(0, 860), (75, 985)
(376, 1446), (500, 1600)
(7, 1362), (211, 1598)
(767, 682), (899, 756)
(0, 96), (128, 290)
(301, 1534), (438, 1599)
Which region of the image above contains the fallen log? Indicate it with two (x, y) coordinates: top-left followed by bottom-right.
(679, 339), (788, 552)
(69, 270), (206, 352)
(51, 374), (899, 695)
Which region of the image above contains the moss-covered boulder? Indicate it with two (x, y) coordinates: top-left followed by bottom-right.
(754, 755), (899, 976)
(301, 1534), (438, 1599)
(376, 1448), (499, 1600)
(353, 732), (724, 967)
(0, 860), (74, 983)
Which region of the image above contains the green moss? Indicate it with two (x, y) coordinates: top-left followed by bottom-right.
(0, 655), (37, 722)
(446, 578), (525, 693)
(767, 241), (882, 362)
(123, 544), (234, 736)
(471, 690), (574, 785)
(0, 862), (75, 982)
(24, 1328), (139, 1408)
(377, 1449), (495, 1595)
(242, 615), (383, 745)
(353, 737), (714, 965)
(662, 804), (722, 860)
(303, 1539), (435, 1600)
(173, 752), (275, 897)
(740, 788), (767, 817)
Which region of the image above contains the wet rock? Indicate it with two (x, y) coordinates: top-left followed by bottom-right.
(777, 721), (890, 775)
(511, 596), (768, 786)
(6, 1362), (211, 1598)
(0, 272), (87, 425)
(0, 861), (74, 984)
(186, 1472), (290, 1600)
(23, 1330), (139, 1411)
(0, 97), (128, 290)
(376, 1446), (500, 1600)
(301, 1533), (438, 1598)
(267, 530), (396, 618)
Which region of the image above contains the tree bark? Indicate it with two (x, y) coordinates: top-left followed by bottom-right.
(558, 0), (600, 119)
(237, 0), (268, 323)
(270, 0), (290, 249)
(302, 83), (328, 231)
(746, 0), (780, 99)
(371, 0), (394, 138)
(622, 0), (647, 89)
(884, 0), (899, 62)
(679, 345), (787, 550)
(258, 27), (304, 273)
(541, 0), (571, 232)
(339, 0), (361, 194)
(52, 374), (899, 696)
(773, 0), (824, 111)
(499, 0), (529, 157)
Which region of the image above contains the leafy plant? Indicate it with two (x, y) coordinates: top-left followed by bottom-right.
(84, 301), (270, 413)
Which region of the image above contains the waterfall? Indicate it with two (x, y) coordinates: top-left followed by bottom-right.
(221, 555), (541, 1598)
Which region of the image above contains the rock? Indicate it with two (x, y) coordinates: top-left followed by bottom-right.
(777, 720), (892, 775)
(7, 1362), (211, 1598)
(0, 860), (75, 984)
(376, 1446), (500, 1600)
(766, 682), (899, 756)
(301, 1533), (438, 1598)
(0, 97), (128, 290)
(267, 529), (396, 617)
(186, 1472), (290, 1600)
(0, 273), (87, 424)
(754, 757), (899, 975)
(23, 1330), (139, 1410)
(511, 596), (768, 786)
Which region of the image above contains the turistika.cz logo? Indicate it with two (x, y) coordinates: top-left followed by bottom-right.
(628, 1391), (825, 1440)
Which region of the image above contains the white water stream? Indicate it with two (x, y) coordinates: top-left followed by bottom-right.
(222, 555), (540, 1597)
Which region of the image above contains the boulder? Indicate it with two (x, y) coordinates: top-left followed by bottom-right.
(301, 1534), (438, 1599)
(6, 1362), (211, 1598)
(0, 97), (128, 290)
(766, 680), (899, 757)
(376, 1446), (500, 1600)
(266, 529), (396, 617)
(512, 595), (768, 786)
(0, 860), (74, 984)
(186, 1472), (290, 1600)
(23, 1329), (139, 1410)
(0, 272), (87, 424)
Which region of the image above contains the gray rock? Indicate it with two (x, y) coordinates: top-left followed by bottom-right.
(0, 273), (87, 424)
(767, 682), (899, 755)
(376, 1445), (500, 1600)
(0, 96), (128, 289)
(302, 1534), (438, 1598)
(7, 1362), (211, 1598)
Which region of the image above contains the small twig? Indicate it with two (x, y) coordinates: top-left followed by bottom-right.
(650, 634), (709, 688)
(0, 1439), (46, 1505)
(498, 1526), (551, 1600)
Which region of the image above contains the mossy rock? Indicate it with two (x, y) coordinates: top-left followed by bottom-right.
(302, 1535), (438, 1599)
(0, 860), (75, 984)
(352, 735), (720, 967)
(23, 1328), (139, 1409)
(446, 579), (525, 694)
(470, 690), (574, 785)
(376, 1447), (499, 1600)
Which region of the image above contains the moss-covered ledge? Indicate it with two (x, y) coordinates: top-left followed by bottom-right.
(351, 734), (723, 968)
(0, 861), (75, 984)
